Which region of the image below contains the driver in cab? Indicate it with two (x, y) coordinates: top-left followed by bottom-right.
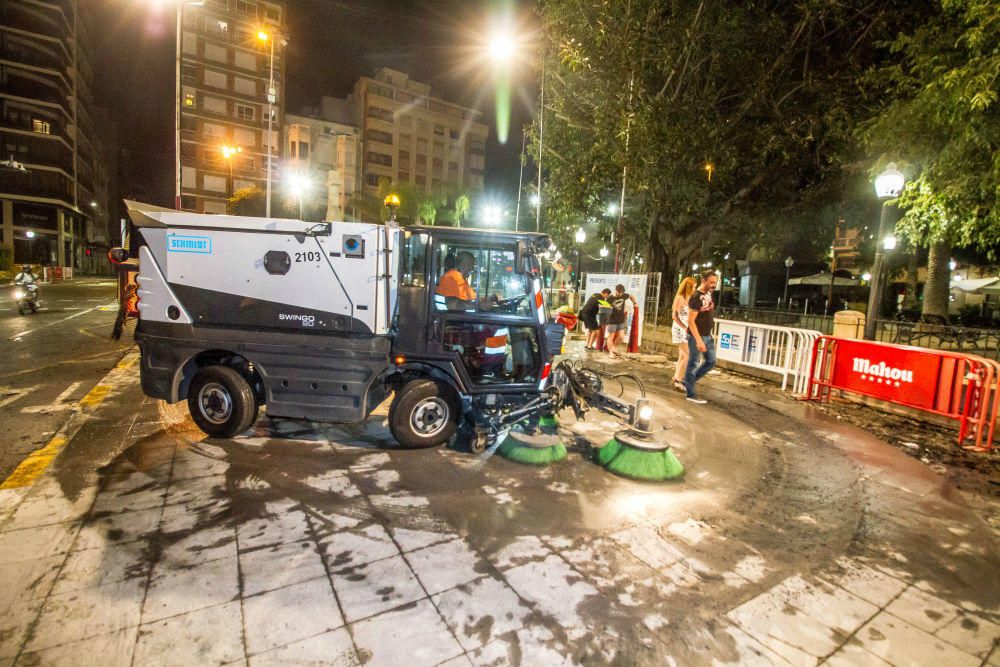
(435, 251), (509, 378)
(435, 251), (493, 312)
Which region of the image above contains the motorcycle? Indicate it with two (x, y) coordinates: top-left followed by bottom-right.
(12, 283), (39, 315)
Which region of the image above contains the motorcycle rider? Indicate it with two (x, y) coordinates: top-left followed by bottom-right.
(14, 265), (38, 292)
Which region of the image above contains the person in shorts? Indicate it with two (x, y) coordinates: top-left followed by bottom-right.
(605, 284), (633, 358)
(671, 277), (697, 391)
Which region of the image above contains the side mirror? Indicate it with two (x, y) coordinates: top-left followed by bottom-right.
(108, 248), (128, 264)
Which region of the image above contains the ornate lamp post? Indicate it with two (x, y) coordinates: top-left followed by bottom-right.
(864, 163), (905, 339)
(783, 256), (794, 309)
(574, 227), (587, 290)
(599, 245), (609, 272)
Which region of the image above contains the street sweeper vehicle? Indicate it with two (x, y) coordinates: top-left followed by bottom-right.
(116, 201), (571, 448)
(113, 202), (683, 480)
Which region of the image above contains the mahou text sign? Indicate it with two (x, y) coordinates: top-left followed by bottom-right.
(829, 339), (943, 410)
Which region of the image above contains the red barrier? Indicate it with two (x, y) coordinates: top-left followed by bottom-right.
(806, 337), (996, 451)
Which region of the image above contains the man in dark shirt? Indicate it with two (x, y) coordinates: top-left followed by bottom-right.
(606, 284), (633, 358)
(684, 270), (719, 403)
(579, 288), (611, 350)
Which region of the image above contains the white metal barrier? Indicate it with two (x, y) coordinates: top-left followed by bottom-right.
(712, 319), (821, 394)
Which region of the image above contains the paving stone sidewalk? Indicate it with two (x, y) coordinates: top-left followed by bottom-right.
(0, 354), (998, 666)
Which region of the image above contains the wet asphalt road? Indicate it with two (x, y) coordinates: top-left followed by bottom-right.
(0, 279), (129, 481)
(0, 340), (998, 665)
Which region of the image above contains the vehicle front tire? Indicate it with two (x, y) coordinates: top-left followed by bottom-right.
(389, 379), (459, 449)
(187, 365), (258, 438)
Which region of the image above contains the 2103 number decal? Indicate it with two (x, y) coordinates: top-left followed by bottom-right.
(294, 251), (322, 263)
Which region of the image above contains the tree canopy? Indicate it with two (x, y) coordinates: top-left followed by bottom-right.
(864, 0), (1000, 259)
(531, 1), (937, 291)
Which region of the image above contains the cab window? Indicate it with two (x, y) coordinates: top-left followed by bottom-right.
(442, 323), (540, 384)
(433, 241), (531, 316)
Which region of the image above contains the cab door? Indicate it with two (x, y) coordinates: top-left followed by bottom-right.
(426, 236), (543, 391)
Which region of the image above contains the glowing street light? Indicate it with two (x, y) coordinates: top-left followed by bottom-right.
(257, 29), (286, 217)
(485, 22), (542, 231)
(286, 170), (311, 220)
(865, 162), (906, 339)
(220, 144), (241, 197)
(482, 204), (503, 227)
(883, 235), (897, 250)
(606, 203), (618, 217)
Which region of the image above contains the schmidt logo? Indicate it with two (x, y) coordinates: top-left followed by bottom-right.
(167, 234), (212, 254)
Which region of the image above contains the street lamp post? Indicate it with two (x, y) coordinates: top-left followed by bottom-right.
(783, 256), (794, 309)
(574, 226), (586, 290)
(26, 230), (35, 264)
(221, 145), (241, 199)
(257, 31), (284, 218)
(599, 245), (609, 273)
(864, 162), (905, 340)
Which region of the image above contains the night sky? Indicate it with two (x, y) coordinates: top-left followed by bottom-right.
(90, 0), (537, 211)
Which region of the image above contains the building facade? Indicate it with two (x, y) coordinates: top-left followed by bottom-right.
(0, 0), (113, 270)
(177, 0), (287, 214)
(351, 68), (487, 196)
(284, 109), (359, 221)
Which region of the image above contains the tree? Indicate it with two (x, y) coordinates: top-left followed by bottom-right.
(863, 0), (1000, 316)
(532, 1), (919, 297)
(227, 185), (297, 218)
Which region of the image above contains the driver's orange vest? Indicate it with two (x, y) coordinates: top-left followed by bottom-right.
(435, 269), (476, 301)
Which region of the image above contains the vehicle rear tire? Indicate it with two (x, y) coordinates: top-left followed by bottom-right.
(389, 379), (459, 449)
(187, 365), (258, 438)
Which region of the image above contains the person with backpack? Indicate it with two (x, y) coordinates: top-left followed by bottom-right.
(579, 288), (611, 350)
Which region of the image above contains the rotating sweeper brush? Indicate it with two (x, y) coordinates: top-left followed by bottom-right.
(465, 361), (683, 481)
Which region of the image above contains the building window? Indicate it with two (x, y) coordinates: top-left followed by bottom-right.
(400, 115), (412, 129)
(370, 84), (393, 99)
(184, 94), (195, 108)
(449, 130), (459, 140)
(32, 119), (51, 134)
(264, 5), (280, 21)
(299, 143), (310, 159)
(433, 125), (444, 137)
(214, 20), (228, 34)
(206, 0), (228, 11)
(181, 195), (196, 210)
(236, 0), (256, 17)
(367, 106), (394, 122)
(203, 96), (227, 115)
(366, 129), (393, 145)
(470, 136), (486, 152)
(398, 150), (410, 166)
(181, 63), (197, 83)
(204, 69), (227, 89)
(398, 172), (410, 183)
(366, 173), (384, 187)
(204, 174), (227, 192)
(368, 152), (392, 167)
(235, 103), (255, 121)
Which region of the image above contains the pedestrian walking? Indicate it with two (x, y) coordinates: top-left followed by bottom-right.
(671, 277), (697, 392)
(579, 288), (611, 350)
(605, 284), (634, 358)
(684, 270), (719, 403)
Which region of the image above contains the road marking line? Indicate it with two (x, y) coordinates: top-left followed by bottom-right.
(1, 351), (138, 490)
(20, 381), (82, 414)
(8, 304), (109, 340)
(0, 385), (40, 409)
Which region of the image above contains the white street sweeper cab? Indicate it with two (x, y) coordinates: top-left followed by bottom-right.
(116, 202), (565, 448)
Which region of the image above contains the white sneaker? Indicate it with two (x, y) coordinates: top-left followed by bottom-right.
(686, 397), (708, 404)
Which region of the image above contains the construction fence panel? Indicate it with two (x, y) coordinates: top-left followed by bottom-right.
(806, 336), (997, 450)
(713, 319), (821, 394)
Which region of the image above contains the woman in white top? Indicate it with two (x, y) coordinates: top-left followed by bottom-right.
(671, 277), (697, 391)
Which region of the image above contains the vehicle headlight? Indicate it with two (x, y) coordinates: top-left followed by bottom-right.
(13, 289), (24, 299)
(638, 405), (654, 422)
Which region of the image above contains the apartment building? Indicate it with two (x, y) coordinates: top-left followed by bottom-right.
(285, 100), (359, 221)
(352, 68), (487, 196)
(178, 0), (287, 214)
(0, 0), (113, 269)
